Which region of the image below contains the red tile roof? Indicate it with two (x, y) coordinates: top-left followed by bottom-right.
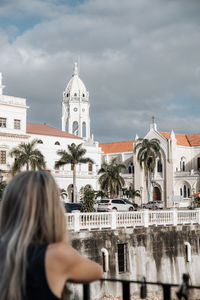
(26, 123), (82, 139)
(160, 132), (200, 146)
(99, 141), (133, 154)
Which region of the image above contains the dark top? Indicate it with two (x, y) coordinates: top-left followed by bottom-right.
(26, 243), (61, 300)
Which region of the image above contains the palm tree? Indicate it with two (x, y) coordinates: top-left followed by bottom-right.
(60, 188), (68, 201)
(122, 187), (141, 199)
(134, 138), (161, 200)
(55, 143), (94, 203)
(10, 139), (46, 174)
(98, 158), (126, 198)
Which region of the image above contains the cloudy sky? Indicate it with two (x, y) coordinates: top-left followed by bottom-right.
(0, 0), (200, 142)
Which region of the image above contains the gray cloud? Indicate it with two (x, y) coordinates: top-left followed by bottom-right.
(0, 0), (200, 142)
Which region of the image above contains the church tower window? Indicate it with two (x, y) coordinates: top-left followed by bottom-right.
(73, 121), (79, 136)
(82, 122), (86, 137)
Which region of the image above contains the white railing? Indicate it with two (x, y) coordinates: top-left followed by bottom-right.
(66, 209), (200, 232)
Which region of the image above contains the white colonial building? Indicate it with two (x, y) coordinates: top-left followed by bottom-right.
(0, 66), (101, 202)
(1, 66), (200, 207)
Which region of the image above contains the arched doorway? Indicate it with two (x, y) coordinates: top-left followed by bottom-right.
(153, 187), (161, 201)
(67, 184), (74, 203)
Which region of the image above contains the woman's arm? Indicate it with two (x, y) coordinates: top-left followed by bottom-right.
(46, 242), (103, 291)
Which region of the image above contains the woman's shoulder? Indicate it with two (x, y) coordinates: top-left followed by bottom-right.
(46, 242), (75, 272)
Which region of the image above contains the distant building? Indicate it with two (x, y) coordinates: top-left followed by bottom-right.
(1, 67), (200, 207)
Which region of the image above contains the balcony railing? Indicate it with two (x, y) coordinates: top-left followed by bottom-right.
(81, 275), (200, 300)
(66, 209), (200, 232)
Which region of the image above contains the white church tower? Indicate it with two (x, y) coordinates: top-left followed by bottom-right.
(62, 63), (90, 139)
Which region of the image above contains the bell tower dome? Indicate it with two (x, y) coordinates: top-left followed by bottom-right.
(62, 63), (90, 139)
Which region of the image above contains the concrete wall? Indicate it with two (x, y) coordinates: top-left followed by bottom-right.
(69, 225), (200, 298)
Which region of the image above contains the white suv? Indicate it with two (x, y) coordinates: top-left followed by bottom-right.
(97, 199), (135, 212)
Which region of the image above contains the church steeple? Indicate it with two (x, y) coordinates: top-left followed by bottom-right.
(62, 63), (90, 139)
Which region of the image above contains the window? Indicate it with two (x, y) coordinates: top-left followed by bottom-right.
(128, 162), (134, 174)
(37, 140), (43, 144)
(0, 151), (6, 164)
(197, 158), (200, 170)
(73, 121), (79, 136)
(88, 163), (93, 173)
(82, 93), (85, 97)
(157, 160), (162, 173)
(67, 93), (69, 97)
(82, 122), (86, 137)
(74, 93), (77, 96)
(180, 188), (182, 196)
(55, 141), (60, 146)
(0, 118), (6, 128)
(180, 157), (186, 171)
(14, 119), (21, 129)
(117, 243), (127, 273)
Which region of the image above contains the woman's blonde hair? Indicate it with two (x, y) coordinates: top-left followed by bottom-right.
(0, 171), (67, 300)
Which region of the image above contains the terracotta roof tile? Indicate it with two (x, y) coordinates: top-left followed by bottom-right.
(26, 123), (82, 139)
(160, 132), (200, 146)
(186, 134), (200, 146)
(99, 141), (133, 154)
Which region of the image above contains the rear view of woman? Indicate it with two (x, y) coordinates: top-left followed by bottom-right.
(0, 171), (103, 300)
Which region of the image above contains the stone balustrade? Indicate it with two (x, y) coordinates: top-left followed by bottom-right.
(66, 209), (200, 232)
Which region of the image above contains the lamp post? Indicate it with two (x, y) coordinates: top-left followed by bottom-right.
(151, 179), (155, 210)
(140, 186), (143, 208)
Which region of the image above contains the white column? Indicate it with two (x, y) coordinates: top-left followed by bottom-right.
(73, 212), (80, 232)
(110, 212), (117, 229)
(195, 208), (200, 224)
(143, 210), (149, 227)
(172, 209), (177, 226)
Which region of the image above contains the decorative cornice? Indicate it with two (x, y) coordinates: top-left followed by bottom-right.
(0, 132), (29, 139)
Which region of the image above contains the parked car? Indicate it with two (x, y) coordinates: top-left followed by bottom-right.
(142, 201), (164, 209)
(97, 198), (136, 212)
(64, 202), (83, 213)
(93, 200), (101, 212)
(122, 198), (138, 211)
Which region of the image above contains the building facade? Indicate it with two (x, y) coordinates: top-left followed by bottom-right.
(1, 66), (200, 206)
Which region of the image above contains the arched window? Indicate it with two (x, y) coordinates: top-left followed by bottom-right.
(180, 157), (186, 171)
(82, 93), (85, 97)
(157, 160), (162, 173)
(181, 184), (190, 198)
(55, 141), (60, 146)
(128, 162), (134, 174)
(82, 122), (86, 137)
(67, 93), (69, 97)
(73, 121), (79, 136)
(74, 93), (77, 97)
(88, 163), (93, 173)
(37, 140), (43, 144)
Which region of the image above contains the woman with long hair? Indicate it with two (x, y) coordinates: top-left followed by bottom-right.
(0, 171), (103, 300)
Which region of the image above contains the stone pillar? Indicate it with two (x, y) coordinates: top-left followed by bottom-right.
(110, 212), (117, 229)
(172, 209), (177, 226)
(73, 211), (80, 232)
(143, 210), (149, 227)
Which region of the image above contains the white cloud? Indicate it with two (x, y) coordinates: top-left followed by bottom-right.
(0, 0), (200, 142)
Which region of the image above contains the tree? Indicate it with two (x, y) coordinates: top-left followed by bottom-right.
(98, 157), (126, 198)
(94, 190), (108, 199)
(122, 187), (141, 199)
(60, 188), (68, 201)
(134, 138), (161, 200)
(55, 143), (94, 203)
(10, 139), (46, 174)
(80, 186), (95, 212)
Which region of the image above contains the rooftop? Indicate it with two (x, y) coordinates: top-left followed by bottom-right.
(99, 141), (133, 154)
(27, 123), (82, 139)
